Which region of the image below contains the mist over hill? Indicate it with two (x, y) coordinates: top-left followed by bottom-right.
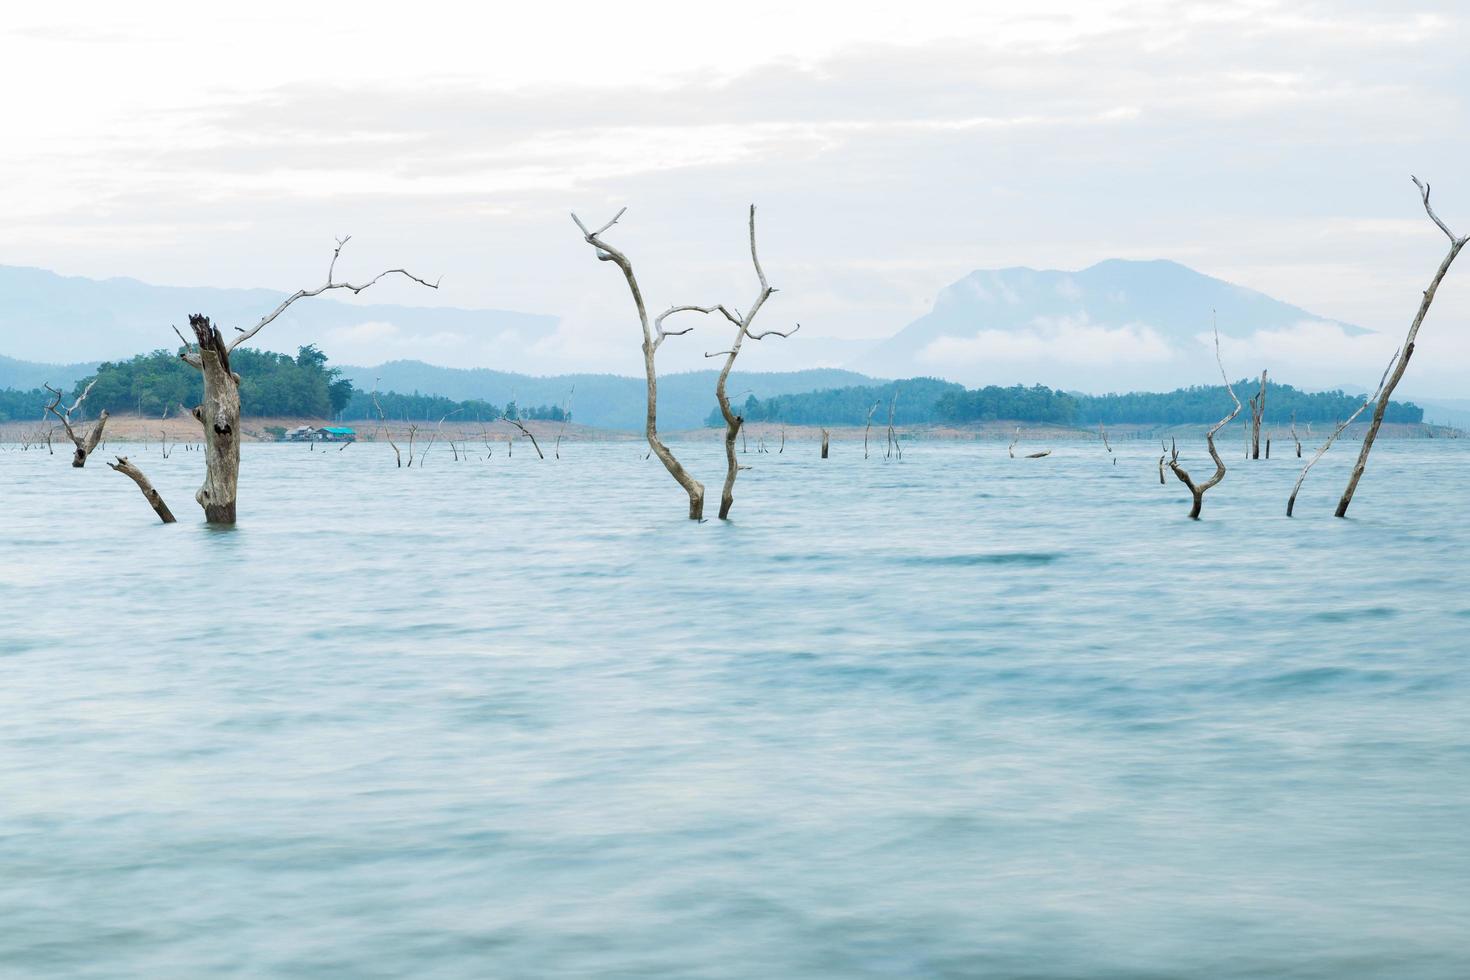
(0, 265), (556, 366)
(0, 258), (1455, 409)
(853, 259), (1381, 392)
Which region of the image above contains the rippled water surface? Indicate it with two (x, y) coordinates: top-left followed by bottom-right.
(2, 438), (1468, 978)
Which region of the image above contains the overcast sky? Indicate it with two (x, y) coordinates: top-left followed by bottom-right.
(2, 1), (1467, 392)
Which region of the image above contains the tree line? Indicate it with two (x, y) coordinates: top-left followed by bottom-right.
(718, 378), (1423, 426)
(0, 345), (567, 423)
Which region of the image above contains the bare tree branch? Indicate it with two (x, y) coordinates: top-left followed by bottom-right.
(1168, 317), (1242, 519)
(1289, 350), (1397, 516)
(225, 238), (439, 353)
(571, 207), (706, 519)
(43, 380), (108, 467)
(107, 456), (176, 523)
(1337, 176), (1468, 517)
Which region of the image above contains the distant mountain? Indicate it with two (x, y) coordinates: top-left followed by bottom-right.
(851, 259), (1374, 391)
(340, 361), (882, 430)
(0, 265), (557, 364)
(0, 353), (98, 392)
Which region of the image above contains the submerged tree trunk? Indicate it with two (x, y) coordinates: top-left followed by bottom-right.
(107, 455), (176, 523)
(173, 239), (435, 523)
(821, 429), (829, 458)
(1337, 177), (1467, 517)
(706, 206), (797, 520)
(43, 380), (108, 468)
(1167, 322), (1242, 520)
(572, 208), (707, 519)
(1289, 351), (1397, 516)
(190, 315), (241, 524)
(1249, 370), (1267, 459)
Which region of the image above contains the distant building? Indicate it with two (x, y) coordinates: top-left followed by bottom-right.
(282, 425), (356, 443)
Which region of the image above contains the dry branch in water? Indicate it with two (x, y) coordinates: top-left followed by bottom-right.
(1288, 350), (1397, 517)
(501, 414), (545, 459)
(821, 428), (830, 459)
(864, 401), (880, 459)
(370, 382), (402, 467)
(1167, 319), (1242, 519)
(886, 389), (901, 460)
(107, 456), (176, 523)
(1249, 370), (1268, 460)
(571, 207), (707, 519)
(173, 239), (435, 522)
(43, 380), (108, 468)
(1336, 176), (1467, 517)
(704, 206), (800, 519)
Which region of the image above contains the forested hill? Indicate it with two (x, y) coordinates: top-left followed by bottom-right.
(722, 378), (1423, 427)
(0, 347), (1424, 429)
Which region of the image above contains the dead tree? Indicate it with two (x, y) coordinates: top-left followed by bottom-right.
(554, 386), (574, 459)
(779, 424), (786, 454)
(703, 205), (799, 520)
(370, 382), (402, 467)
(1288, 350), (1396, 516)
(172, 239), (435, 522)
(1249, 370), (1267, 459)
(1158, 440), (1167, 485)
(885, 389), (901, 460)
(1167, 324), (1242, 519)
(501, 413), (545, 459)
(820, 429), (830, 458)
(107, 456), (176, 524)
(1337, 176), (1467, 517)
(1010, 426), (1051, 459)
(1100, 422), (1116, 465)
(864, 401), (880, 459)
(43, 380), (108, 467)
(1290, 412), (1302, 458)
(572, 207), (709, 520)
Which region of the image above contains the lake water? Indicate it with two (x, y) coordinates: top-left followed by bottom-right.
(2, 437), (1467, 978)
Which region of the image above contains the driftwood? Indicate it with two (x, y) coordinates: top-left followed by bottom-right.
(701, 206), (799, 520)
(107, 456), (176, 523)
(173, 239), (435, 522)
(1167, 321), (1242, 519)
(1288, 350), (1397, 517)
(43, 380), (108, 468)
(572, 208), (708, 520)
(1336, 176), (1467, 517)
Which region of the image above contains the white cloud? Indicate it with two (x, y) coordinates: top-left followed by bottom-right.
(917, 314), (1177, 367)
